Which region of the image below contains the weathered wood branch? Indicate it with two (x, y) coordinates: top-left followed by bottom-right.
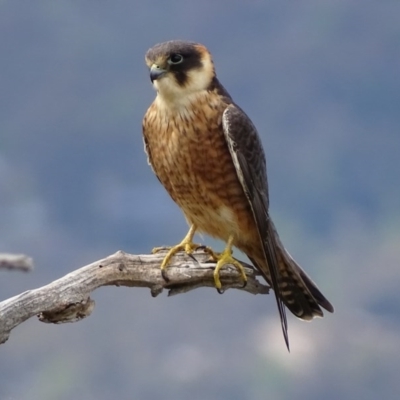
(0, 249), (269, 345)
(0, 253), (33, 272)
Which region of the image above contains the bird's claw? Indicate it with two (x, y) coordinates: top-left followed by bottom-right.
(213, 246), (248, 291)
(157, 226), (213, 282)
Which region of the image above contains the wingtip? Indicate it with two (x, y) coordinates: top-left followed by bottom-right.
(324, 301), (335, 314)
(279, 305), (290, 352)
(284, 331), (290, 353)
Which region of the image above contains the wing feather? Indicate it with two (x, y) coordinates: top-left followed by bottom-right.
(142, 114), (163, 185)
(222, 104), (289, 350)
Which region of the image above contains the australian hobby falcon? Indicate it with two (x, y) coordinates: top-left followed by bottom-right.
(142, 40), (334, 349)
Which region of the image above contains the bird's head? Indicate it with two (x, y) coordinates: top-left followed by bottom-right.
(145, 40), (215, 104)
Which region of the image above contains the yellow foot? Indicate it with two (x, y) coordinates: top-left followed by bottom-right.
(213, 237), (247, 292)
(152, 225), (215, 282)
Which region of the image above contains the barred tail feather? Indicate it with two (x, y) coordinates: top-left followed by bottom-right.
(249, 220), (334, 321)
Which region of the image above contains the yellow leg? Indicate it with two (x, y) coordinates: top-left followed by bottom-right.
(213, 235), (247, 290)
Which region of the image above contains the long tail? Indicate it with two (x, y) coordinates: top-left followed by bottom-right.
(248, 220), (334, 321)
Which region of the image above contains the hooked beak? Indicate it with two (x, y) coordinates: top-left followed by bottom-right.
(150, 64), (167, 83)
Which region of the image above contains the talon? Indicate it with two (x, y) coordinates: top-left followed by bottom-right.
(187, 253), (198, 262)
(213, 269), (222, 290)
(217, 287), (225, 294)
(161, 269), (170, 282)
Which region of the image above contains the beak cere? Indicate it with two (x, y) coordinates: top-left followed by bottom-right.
(150, 64), (166, 82)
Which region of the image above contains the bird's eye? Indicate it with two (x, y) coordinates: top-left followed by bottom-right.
(168, 54), (184, 64)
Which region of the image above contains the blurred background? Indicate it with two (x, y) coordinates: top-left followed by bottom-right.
(1, 1), (399, 399)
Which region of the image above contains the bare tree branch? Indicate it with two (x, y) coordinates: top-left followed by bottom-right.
(0, 253), (33, 272)
(0, 249), (269, 345)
